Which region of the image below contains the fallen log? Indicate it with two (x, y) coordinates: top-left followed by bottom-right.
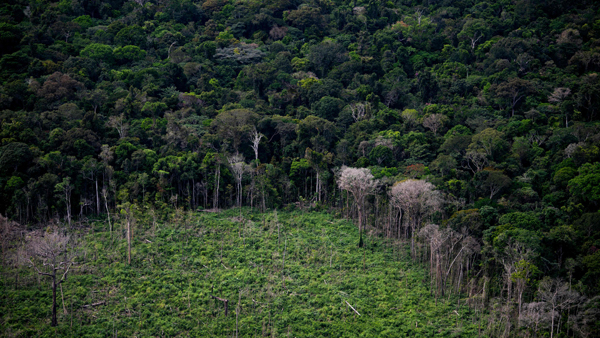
(345, 301), (360, 316)
(82, 301), (105, 308)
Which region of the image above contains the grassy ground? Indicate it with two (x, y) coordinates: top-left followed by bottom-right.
(1, 209), (480, 337)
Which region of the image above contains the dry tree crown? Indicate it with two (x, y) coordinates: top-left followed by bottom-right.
(18, 231), (80, 278)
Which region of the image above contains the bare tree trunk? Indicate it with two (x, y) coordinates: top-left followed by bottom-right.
(236, 290), (240, 338)
(127, 219), (131, 265)
(60, 283), (67, 315)
(52, 276), (57, 327)
(66, 192), (71, 227)
(95, 179), (100, 215)
(214, 164), (220, 210)
(357, 205), (363, 248)
(103, 189), (112, 237)
(282, 235), (287, 288)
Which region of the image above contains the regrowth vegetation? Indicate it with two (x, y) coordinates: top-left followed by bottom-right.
(4, 210), (481, 337)
(1, 0), (600, 336)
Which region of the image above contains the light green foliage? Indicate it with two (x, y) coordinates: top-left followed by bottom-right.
(1, 211), (480, 336)
(113, 45), (147, 63)
(2, 0), (600, 334)
(498, 211), (543, 231)
(80, 43), (114, 62)
(569, 162), (600, 203)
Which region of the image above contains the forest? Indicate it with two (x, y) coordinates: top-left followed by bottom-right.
(1, 0), (600, 336)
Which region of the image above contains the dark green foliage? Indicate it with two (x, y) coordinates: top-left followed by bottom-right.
(2, 0), (600, 335)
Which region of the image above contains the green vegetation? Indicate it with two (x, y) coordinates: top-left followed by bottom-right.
(2, 0), (600, 336)
(2, 210), (479, 337)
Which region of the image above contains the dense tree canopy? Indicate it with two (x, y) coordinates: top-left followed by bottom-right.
(1, 0), (600, 336)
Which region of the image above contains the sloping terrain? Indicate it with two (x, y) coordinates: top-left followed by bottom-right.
(2, 210), (478, 337)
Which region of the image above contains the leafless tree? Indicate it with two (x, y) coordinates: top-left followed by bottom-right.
(520, 302), (551, 335)
(17, 231), (80, 327)
(23, 5), (31, 19)
(500, 242), (534, 317)
(337, 166), (379, 246)
(250, 127), (264, 162)
(548, 87), (571, 103)
(527, 130), (548, 146)
(1, 214), (20, 263)
(548, 87), (572, 126)
(414, 8), (424, 25)
(419, 224), (447, 294)
(464, 151), (489, 173)
(107, 113), (129, 139)
(569, 296), (600, 338)
(228, 154), (247, 210)
(79, 197), (93, 219)
(422, 114), (447, 136)
(515, 53), (533, 73)
(118, 203), (136, 265)
(384, 88), (400, 107)
(564, 142), (583, 158)
(390, 179), (442, 258)
(82, 158), (102, 215)
(101, 187), (112, 236)
(269, 25), (288, 40)
(55, 177), (73, 226)
(349, 103), (368, 122)
(419, 223), (479, 300)
(538, 277), (580, 338)
(469, 31), (483, 50)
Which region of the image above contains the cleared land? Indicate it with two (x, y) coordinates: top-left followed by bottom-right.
(2, 210), (479, 337)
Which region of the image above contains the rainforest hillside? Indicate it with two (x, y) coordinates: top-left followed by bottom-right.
(1, 0), (600, 336)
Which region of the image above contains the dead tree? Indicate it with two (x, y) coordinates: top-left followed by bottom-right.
(107, 113), (128, 139)
(118, 203), (136, 265)
(228, 154), (246, 211)
(422, 114), (447, 136)
(1, 214), (20, 263)
(250, 127), (264, 162)
(390, 179), (442, 258)
(537, 277), (580, 338)
(337, 166), (379, 247)
(212, 295), (229, 316)
(349, 103), (368, 122)
(17, 231), (80, 327)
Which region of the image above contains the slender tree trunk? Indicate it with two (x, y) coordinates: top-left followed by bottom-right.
(105, 198), (111, 237)
(66, 192), (71, 226)
(52, 276), (57, 327)
(214, 165), (220, 209)
(410, 225), (415, 258)
(127, 219), (131, 265)
(282, 236), (287, 288)
(550, 305), (555, 338)
(95, 179), (100, 215)
(357, 204), (363, 248)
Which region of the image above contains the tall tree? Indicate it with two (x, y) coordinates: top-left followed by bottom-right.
(492, 78), (535, 117)
(118, 203), (137, 265)
(18, 231), (80, 327)
(537, 277), (580, 338)
(55, 177), (73, 226)
(390, 179), (442, 258)
(228, 154), (246, 210)
(337, 166), (379, 247)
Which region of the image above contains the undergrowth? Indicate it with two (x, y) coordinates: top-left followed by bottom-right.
(1, 210), (480, 337)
